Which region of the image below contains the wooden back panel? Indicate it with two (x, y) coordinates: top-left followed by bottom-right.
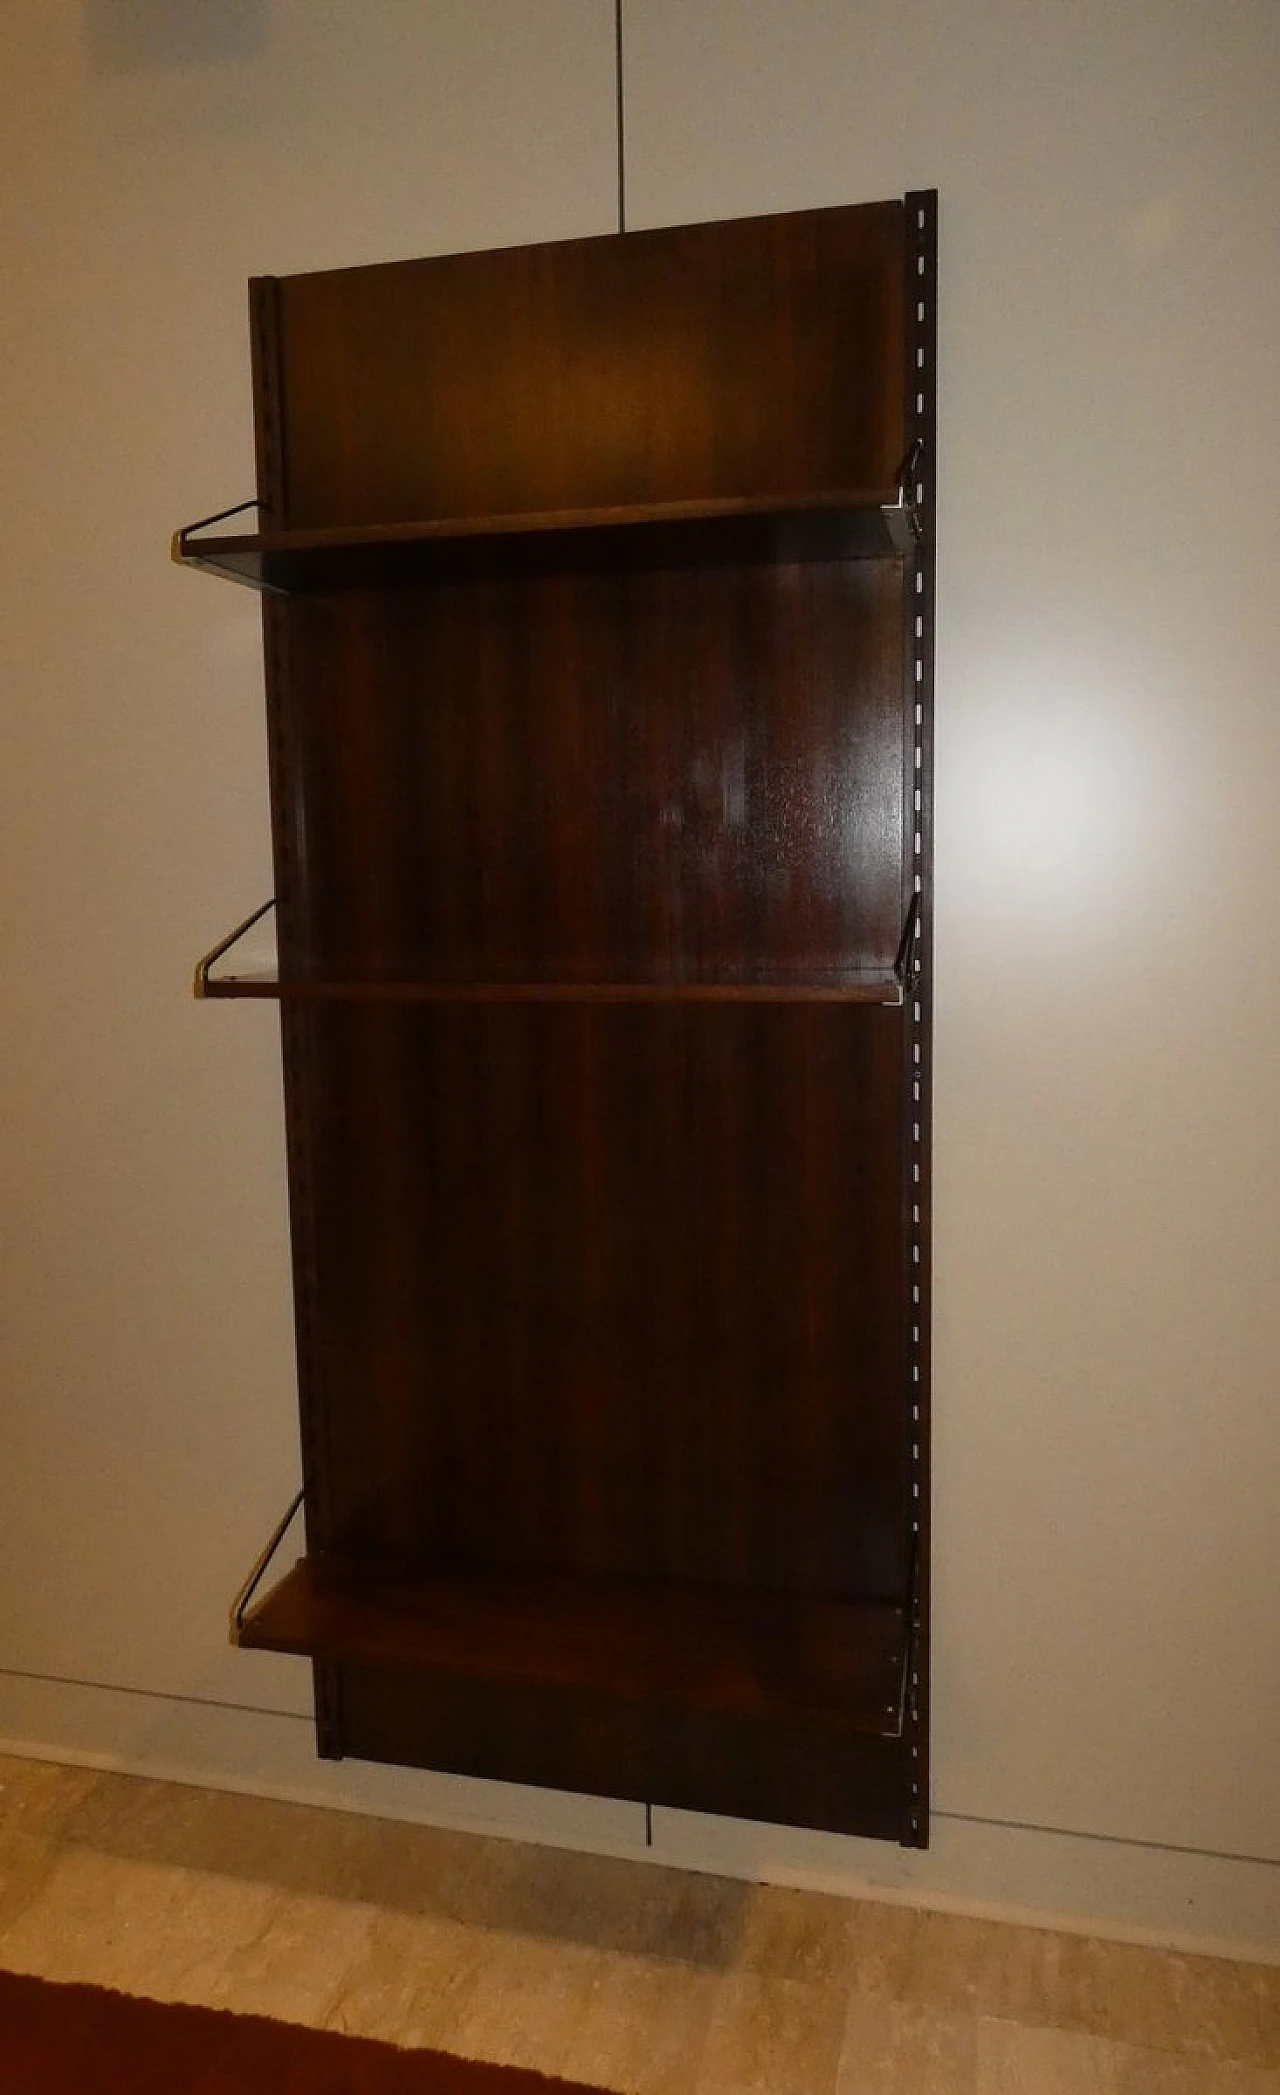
(250, 198), (928, 1833)
(273, 204), (905, 526)
(284, 559), (906, 987)
(306, 1001), (907, 1598)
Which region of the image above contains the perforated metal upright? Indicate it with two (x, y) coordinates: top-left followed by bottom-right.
(901, 188), (936, 1848)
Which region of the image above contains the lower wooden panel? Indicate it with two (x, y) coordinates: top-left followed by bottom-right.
(285, 998), (915, 1836)
(331, 1661), (907, 1842)
(302, 1003), (909, 1603)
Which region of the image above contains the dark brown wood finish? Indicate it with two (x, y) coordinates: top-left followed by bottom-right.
(339, 1665), (906, 1842)
(174, 490), (915, 592)
(275, 206), (906, 525)
(193, 198), (934, 1841)
(238, 1561), (906, 1731)
(282, 558), (905, 989)
(249, 273), (347, 1756)
(300, 1004), (907, 1598)
(206, 976), (906, 1004)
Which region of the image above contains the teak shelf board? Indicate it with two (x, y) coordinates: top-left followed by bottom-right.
(198, 972), (908, 1006)
(173, 487), (916, 594)
(235, 1558), (908, 1736)
(193, 905), (916, 1003)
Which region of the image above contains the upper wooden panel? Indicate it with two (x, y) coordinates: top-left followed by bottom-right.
(283, 559), (907, 989)
(265, 202), (907, 528)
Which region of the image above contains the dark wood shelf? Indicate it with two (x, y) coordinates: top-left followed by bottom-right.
(199, 972), (907, 1006)
(174, 488), (917, 594)
(194, 903), (915, 1005)
(236, 1557), (907, 1737)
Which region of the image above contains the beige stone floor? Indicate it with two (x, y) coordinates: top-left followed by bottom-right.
(0, 1754), (1276, 2092)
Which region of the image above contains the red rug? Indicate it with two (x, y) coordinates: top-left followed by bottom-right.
(0, 1970), (612, 2092)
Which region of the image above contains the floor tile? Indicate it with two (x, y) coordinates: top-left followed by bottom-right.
(0, 1755), (101, 1841)
(323, 1906), (513, 2050)
(1111, 2042), (1280, 2093)
(1059, 1936), (1278, 2065)
(1, 1755), (1275, 2095)
(201, 1886), (384, 2024)
(328, 1893), (719, 2090)
(837, 1995), (979, 2093)
(899, 1909), (1076, 2028)
(553, 1954), (718, 2094)
(0, 1846), (279, 2001)
(975, 2017), (1120, 2093)
(422, 1931), (616, 2079)
(695, 1971), (848, 2095)
(0, 1831), (62, 1940)
(443, 1838), (745, 1969)
(899, 1910), (1278, 2069)
(842, 1896), (920, 1997)
(731, 1882), (857, 1989)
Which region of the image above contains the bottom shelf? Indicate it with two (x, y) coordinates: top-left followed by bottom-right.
(236, 1559), (907, 1740)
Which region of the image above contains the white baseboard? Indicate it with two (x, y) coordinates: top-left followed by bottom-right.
(1, 1670), (1276, 1965)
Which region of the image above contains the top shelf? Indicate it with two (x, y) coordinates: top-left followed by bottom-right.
(173, 487), (920, 594)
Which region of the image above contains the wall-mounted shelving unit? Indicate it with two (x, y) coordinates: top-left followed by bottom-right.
(179, 192), (936, 1845)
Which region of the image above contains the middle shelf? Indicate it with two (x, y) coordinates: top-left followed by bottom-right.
(194, 900), (914, 1004)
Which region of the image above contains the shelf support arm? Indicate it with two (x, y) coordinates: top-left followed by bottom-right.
(194, 897), (277, 998)
(894, 892), (922, 988)
(172, 497), (287, 592)
(230, 1486), (305, 1644)
(882, 440), (924, 553)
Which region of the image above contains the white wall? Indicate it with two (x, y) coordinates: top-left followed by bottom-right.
(2, 0), (1277, 1955)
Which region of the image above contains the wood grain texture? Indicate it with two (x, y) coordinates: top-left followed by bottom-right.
(336, 1666), (907, 1842)
(227, 196), (932, 1840)
(300, 1004), (908, 1599)
(284, 560), (905, 989)
(175, 490), (912, 593)
(205, 977), (905, 1004)
(237, 1560), (906, 1733)
(273, 203), (906, 528)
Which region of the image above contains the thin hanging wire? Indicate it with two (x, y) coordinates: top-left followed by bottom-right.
(615, 0), (626, 231)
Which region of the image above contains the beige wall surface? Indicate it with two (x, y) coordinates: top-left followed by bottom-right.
(1, 0), (1277, 1949)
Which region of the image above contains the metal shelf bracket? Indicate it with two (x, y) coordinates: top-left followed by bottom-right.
(194, 897), (277, 998)
(230, 1486), (305, 1643)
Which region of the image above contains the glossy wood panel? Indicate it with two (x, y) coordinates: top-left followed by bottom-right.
(286, 560), (906, 989)
(337, 1663), (906, 1840)
(273, 202), (906, 528)
(175, 490), (912, 593)
(303, 1003), (907, 1601)
(238, 1561), (906, 1733)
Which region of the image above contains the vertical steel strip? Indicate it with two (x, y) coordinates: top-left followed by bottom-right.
(615, 0), (627, 234)
(249, 278), (344, 1759)
(901, 189), (936, 1847)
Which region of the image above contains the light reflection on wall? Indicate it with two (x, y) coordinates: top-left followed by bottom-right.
(947, 640), (1172, 954)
